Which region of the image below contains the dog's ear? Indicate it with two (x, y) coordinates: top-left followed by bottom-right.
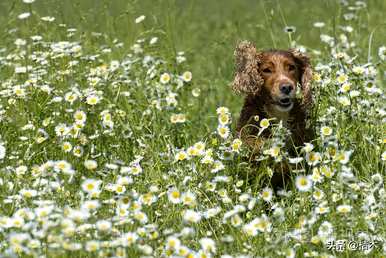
(290, 49), (313, 107)
(232, 41), (263, 96)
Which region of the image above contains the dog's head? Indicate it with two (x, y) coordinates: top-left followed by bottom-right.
(232, 41), (312, 111)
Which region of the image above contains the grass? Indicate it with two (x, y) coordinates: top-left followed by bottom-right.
(0, 0), (385, 257)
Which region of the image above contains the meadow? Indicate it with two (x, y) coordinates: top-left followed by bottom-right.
(0, 0), (385, 257)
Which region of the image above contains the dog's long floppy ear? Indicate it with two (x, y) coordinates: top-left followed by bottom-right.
(290, 49), (313, 107)
(232, 41), (263, 96)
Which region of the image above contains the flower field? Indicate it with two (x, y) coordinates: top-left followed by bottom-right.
(0, 0), (385, 257)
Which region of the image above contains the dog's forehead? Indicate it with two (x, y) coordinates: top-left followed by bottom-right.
(260, 51), (296, 64)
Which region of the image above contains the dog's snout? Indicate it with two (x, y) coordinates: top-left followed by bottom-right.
(279, 84), (293, 95)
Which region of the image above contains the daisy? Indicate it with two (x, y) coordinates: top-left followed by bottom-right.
(217, 125), (230, 139)
(165, 236), (181, 250)
(84, 159), (98, 170)
(260, 118), (270, 129)
(218, 113), (231, 125)
(81, 179), (102, 194)
(183, 209), (202, 223)
(261, 187), (273, 202)
(320, 126), (333, 136)
(182, 71), (192, 82)
(0, 144), (5, 160)
(216, 106), (230, 115)
(199, 238), (216, 253)
(231, 139), (242, 152)
(62, 142), (72, 152)
(160, 73), (171, 84)
(336, 204), (352, 214)
(295, 175), (313, 192)
(86, 95), (100, 105)
(135, 15), (146, 23)
(336, 73), (348, 84)
(181, 191), (197, 206)
(168, 187), (181, 204)
(352, 66), (364, 75)
(94, 220), (110, 233)
(175, 150), (188, 161)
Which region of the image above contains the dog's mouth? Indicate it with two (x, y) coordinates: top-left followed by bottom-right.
(278, 98), (291, 107)
(274, 98), (294, 111)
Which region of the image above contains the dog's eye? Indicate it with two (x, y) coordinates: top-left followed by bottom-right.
(288, 65), (296, 71)
(262, 68), (272, 73)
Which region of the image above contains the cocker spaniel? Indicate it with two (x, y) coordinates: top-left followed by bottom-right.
(232, 41), (314, 187)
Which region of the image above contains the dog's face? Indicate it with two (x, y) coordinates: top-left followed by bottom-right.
(259, 51), (301, 112)
(232, 41), (313, 111)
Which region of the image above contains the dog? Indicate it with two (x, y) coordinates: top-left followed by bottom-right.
(232, 41), (314, 188)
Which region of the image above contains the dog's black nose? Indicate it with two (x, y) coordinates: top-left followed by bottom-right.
(280, 84), (293, 95)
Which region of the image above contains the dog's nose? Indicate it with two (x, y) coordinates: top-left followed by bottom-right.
(279, 84), (293, 95)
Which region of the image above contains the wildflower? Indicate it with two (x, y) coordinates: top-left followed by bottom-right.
(166, 236), (181, 250)
(86, 95), (100, 105)
(295, 175), (313, 192)
(378, 46), (386, 61)
(306, 151), (321, 166)
(84, 159), (98, 170)
(336, 204), (352, 214)
(15, 165), (28, 176)
(135, 15), (146, 24)
(216, 106), (229, 115)
(149, 37), (158, 44)
(187, 146), (199, 156)
(352, 66), (364, 75)
(261, 187), (273, 202)
(338, 96), (350, 106)
(160, 73), (171, 84)
(284, 26), (296, 33)
(194, 141), (206, 155)
(336, 150), (352, 164)
(312, 189), (325, 201)
(218, 113), (231, 125)
(175, 150), (188, 161)
(96, 220), (111, 232)
(336, 73), (348, 84)
(317, 221), (333, 238)
(0, 143), (5, 159)
(259, 118), (270, 129)
(320, 126), (333, 136)
(170, 113), (186, 123)
(121, 232), (138, 247)
(73, 146), (83, 157)
(62, 142), (73, 152)
(65, 92), (78, 104)
(20, 189), (38, 198)
(85, 241), (100, 252)
(183, 209), (202, 223)
(320, 166), (334, 178)
(182, 71), (192, 82)
(81, 179), (102, 194)
(302, 143), (314, 153)
(130, 164), (142, 175)
(339, 83), (351, 93)
(265, 146), (280, 158)
(217, 125), (230, 139)
(168, 187), (181, 204)
(199, 238), (216, 253)
(381, 151), (386, 161)
(231, 139), (242, 152)
(313, 22), (325, 28)
(18, 12), (31, 19)
(82, 200), (100, 211)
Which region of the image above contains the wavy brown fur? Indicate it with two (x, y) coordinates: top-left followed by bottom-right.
(232, 41), (314, 189)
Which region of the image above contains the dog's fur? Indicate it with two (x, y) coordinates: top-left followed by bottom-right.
(232, 41), (314, 187)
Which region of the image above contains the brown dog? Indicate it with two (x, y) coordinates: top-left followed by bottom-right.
(232, 41), (314, 188)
